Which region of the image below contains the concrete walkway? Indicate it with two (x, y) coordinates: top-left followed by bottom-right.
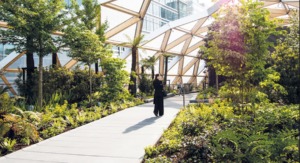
(0, 93), (197, 163)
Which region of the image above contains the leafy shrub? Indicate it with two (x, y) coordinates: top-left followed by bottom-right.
(144, 102), (299, 162)
(0, 92), (15, 115)
(0, 138), (16, 154)
(139, 74), (154, 95)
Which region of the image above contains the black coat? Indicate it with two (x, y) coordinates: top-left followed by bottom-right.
(153, 79), (163, 103)
(153, 79), (164, 116)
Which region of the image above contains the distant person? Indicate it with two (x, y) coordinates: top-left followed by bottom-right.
(177, 82), (183, 96)
(153, 74), (164, 117)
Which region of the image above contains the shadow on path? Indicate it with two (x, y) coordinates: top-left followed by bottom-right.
(123, 117), (160, 133)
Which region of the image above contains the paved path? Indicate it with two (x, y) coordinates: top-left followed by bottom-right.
(0, 93), (197, 163)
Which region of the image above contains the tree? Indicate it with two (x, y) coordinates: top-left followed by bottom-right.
(120, 34), (146, 96)
(141, 56), (156, 79)
(0, 0), (67, 108)
(271, 12), (299, 104)
(63, 27), (105, 103)
(202, 0), (281, 104)
(70, 0), (108, 74)
(100, 57), (130, 103)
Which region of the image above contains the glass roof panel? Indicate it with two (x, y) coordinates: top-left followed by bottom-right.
(265, 3), (285, 9)
(179, 20), (197, 31)
(182, 77), (190, 83)
(167, 76), (175, 84)
(168, 61), (179, 75)
(168, 29), (186, 44)
(4, 72), (17, 85)
(189, 36), (203, 48)
(202, 16), (215, 27)
(58, 50), (72, 67)
(125, 56), (131, 73)
(9, 55), (26, 69)
(139, 49), (157, 61)
(111, 0), (143, 12)
(168, 41), (185, 54)
(198, 60), (206, 74)
(154, 60), (160, 74)
(197, 76), (204, 83)
(185, 65), (194, 76)
(101, 6), (132, 31)
(110, 23), (136, 42)
(183, 56), (193, 68)
(143, 33), (165, 50)
(188, 49), (199, 57)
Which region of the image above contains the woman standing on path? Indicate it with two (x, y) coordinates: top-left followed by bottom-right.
(153, 74), (164, 117)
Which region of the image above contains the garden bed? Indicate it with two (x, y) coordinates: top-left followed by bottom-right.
(143, 101), (299, 162)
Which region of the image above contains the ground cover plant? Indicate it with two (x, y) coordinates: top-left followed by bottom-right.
(143, 101), (299, 162)
(0, 90), (143, 156)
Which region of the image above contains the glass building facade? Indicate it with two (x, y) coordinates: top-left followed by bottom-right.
(143, 0), (188, 33)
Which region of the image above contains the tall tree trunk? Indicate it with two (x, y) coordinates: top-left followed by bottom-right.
(164, 56), (168, 85)
(38, 55), (43, 109)
(129, 47), (137, 96)
(26, 52), (35, 80)
(26, 51), (35, 104)
(151, 65), (154, 80)
(89, 64), (92, 105)
(52, 52), (57, 68)
(26, 36), (35, 104)
(95, 61), (99, 74)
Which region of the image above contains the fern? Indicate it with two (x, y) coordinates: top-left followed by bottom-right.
(0, 138), (16, 152)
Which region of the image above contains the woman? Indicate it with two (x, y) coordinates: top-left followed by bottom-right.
(153, 74), (164, 117)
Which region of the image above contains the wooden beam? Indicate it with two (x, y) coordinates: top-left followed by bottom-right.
(0, 76), (17, 95)
(160, 30), (172, 51)
(181, 37), (193, 54)
(268, 8), (288, 18)
(5, 69), (20, 73)
(165, 34), (191, 51)
(135, 20), (143, 38)
(3, 51), (26, 70)
(182, 58), (198, 75)
(103, 3), (139, 17)
(140, 0), (152, 18)
(284, 1), (299, 8)
(105, 17), (140, 39)
(186, 41), (205, 54)
(159, 55), (164, 75)
(100, 0), (117, 5)
(191, 17), (207, 34)
(177, 57), (184, 76)
(193, 59), (200, 76)
(195, 26), (209, 35)
(64, 59), (78, 69)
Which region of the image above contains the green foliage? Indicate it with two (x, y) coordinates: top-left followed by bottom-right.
(197, 87), (218, 99)
(100, 57), (131, 103)
(144, 156), (172, 163)
(202, 0), (281, 104)
(144, 101), (299, 162)
(0, 113), (40, 142)
(0, 92), (15, 115)
(271, 12), (299, 104)
(120, 34), (147, 96)
(64, 27), (105, 65)
(0, 0), (70, 108)
(15, 67), (103, 106)
(139, 74), (154, 95)
(0, 138), (16, 153)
